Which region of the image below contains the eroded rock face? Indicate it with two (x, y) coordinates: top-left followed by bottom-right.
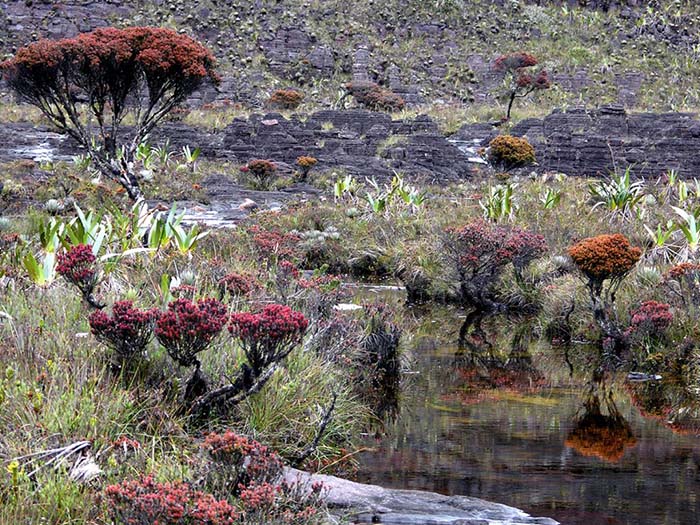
(283, 468), (559, 525)
(505, 106), (700, 178)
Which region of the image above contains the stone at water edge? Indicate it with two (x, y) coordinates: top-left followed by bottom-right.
(282, 467), (559, 525)
(239, 198), (259, 211)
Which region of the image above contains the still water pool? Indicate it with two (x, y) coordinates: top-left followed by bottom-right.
(349, 290), (700, 525)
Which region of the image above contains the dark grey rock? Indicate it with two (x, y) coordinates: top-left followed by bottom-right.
(282, 468), (559, 525)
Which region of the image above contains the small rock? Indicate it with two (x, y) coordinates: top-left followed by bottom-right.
(239, 198), (259, 211)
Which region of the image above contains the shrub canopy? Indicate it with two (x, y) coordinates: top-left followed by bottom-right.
(0, 27), (219, 200)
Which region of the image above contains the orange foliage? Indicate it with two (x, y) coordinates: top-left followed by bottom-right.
(567, 234), (641, 284)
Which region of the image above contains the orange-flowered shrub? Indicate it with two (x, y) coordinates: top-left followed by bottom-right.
(268, 88), (304, 109)
(488, 135), (535, 168)
(568, 234), (641, 289)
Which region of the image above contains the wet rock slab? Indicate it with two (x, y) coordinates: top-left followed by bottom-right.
(284, 468), (559, 525)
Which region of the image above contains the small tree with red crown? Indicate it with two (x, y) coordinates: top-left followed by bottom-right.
(0, 27), (219, 201)
(493, 52), (550, 121)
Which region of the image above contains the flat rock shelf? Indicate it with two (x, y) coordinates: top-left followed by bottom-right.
(284, 468), (559, 525)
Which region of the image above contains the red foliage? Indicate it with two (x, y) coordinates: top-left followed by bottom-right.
(228, 304), (308, 374)
(628, 301), (673, 338)
(493, 52), (539, 71)
(1, 27), (219, 98)
(666, 262), (700, 280)
(105, 475), (238, 525)
(88, 300), (156, 358)
(446, 221), (547, 278)
(1, 27), (218, 200)
(218, 272), (257, 298)
(155, 298), (228, 367)
(241, 159), (276, 176)
(56, 244), (98, 293)
(345, 81), (405, 112)
(269, 89), (305, 109)
(249, 226), (301, 262)
(203, 431), (283, 492)
(567, 234), (641, 288)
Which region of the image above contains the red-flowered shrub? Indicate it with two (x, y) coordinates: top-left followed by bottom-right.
(202, 431), (283, 497)
(155, 298), (228, 367)
(240, 159), (277, 190)
(567, 234), (642, 294)
(56, 244), (101, 305)
(269, 89), (304, 109)
(492, 52), (550, 121)
(345, 81), (405, 112)
(88, 300), (156, 358)
(105, 475), (239, 525)
(664, 262), (700, 306)
(229, 304), (308, 375)
(628, 301), (673, 338)
(218, 272), (257, 299)
(443, 221), (547, 306)
(0, 27), (218, 201)
(249, 226), (301, 263)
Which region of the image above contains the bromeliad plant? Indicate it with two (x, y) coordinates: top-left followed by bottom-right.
(588, 167), (645, 220)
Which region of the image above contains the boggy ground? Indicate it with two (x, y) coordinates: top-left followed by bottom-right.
(2, 126), (700, 523)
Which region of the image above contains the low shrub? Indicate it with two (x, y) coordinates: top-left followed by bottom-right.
(203, 430), (283, 495)
(567, 234), (642, 295)
(487, 135), (535, 169)
(345, 81), (405, 112)
(296, 156), (317, 181)
(155, 298), (228, 367)
(628, 301), (673, 339)
(268, 88), (304, 109)
(229, 304), (308, 376)
(105, 475), (239, 525)
(88, 300), (156, 359)
(56, 244), (101, 306)
(240, 159), (277, 190)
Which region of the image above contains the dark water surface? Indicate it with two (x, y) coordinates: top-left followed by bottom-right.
(350, 288), (700, 525)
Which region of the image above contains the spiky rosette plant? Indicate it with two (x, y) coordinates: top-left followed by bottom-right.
(228, 304), (308, 376)
(155, 298), (228, 368)
(56, 244), (103, 308)
(88, 301), (157, 360)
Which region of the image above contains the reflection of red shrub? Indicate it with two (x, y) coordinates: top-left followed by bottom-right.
(568, 234), (641, 288)
(105, 475), (238, 524)
(88, 300), (156, 358)
(155, 298), (228, 366)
